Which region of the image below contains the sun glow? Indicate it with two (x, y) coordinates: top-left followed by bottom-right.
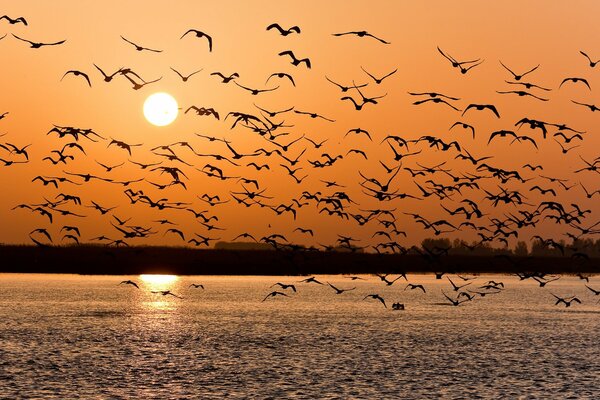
(143, 92), (178, 126)
(139, 274), (178, 286)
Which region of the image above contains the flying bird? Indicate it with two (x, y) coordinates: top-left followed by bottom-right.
(266, 23), (301, 36)
(119, 280), (139, 289)
(170, 67), (203, 82)
(559, 77), (591, 90)
(1, 15), (28, 25)
(279, 50), (311, 68)
(262, 291), (289, 301)
(332, 31), (390, 44)
(579, 50), (599, 67)
(363, 294), (387, 308)
(12, 34), (66, 48)
(120, 35), (162, 52)
(361, 66), (397, 84)
(462, 103), (500, 118)
(180, 29), (213, 52)
(61, 70), (92, 87)
(499, 60), (540, 81)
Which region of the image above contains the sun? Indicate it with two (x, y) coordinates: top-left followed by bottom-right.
(143, 92), (178, 126)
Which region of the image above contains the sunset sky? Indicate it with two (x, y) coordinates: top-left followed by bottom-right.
(1, 1), (599, 249)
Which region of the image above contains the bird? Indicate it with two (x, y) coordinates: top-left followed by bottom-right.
(327, 282), (356, 294)
(487, 130), (517, 144)
(405, 284), (426, 293)
(361, 66), (397, 84)
(266, 23), (300, 36)
(211, 72), (239, 83)
(450, 121), (476, 139)
(559, 77), (591, 90)
(585, 286), (600, 296)
(441, 291), (469, 306)
(180, 29), (213, 51)
(61, 70), (92, 87)
(463, 103), (500, 118)
(571, 100), (599, 112)
(4, 143), (32, 160)
(496, 90), (548, 101)
(151, 290), (183, 299)
(580, 50), (599, 67)
(271, 283), (297, 292)
(266, 72), (295, 87)
(12, 34), (66, 48)
(120, 35), (162, 52)
(332, 31), (390, 44)
(499, 61), (540, 81)
(234, 81), (279, 95)
(550, 293), (581, 307)
(279, 50), (311, 68)
(94, 64), (123, 82)
(170, 67), (203, 82)
(1, 15), (28, 25)
(108, 139), (142, 155)
(325, 76), (368, 92)
(363, 294), (387, 308)
(119, 280), (139, 289)
(437, 46), (481, 69)
(298, 276), (323, 285)
(262, 291), (289, 301)
(190, 283), (205, 289)
(505, 80), (551, 91)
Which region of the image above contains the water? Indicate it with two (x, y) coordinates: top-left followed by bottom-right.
(0, 273), (599, 399)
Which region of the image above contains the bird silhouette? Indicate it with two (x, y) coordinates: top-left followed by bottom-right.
(262, 291), (289, 301)
(120, 280), (139, 289)
(181, 29), (213, 51)
(327, 282), (356, 294)
(332, 31), (390, 44)
(61, 70), (92, 87)
(463, 103), (500, 118)
(363, 294), (387, 308)
(12, 34), (66, 48)
(266, 23), (301, 36)
(1, 15), (27, 25)
(579, 50), (599, 67)
(499, 61), (540, 81)
(170, 67), (203, 82)
(361, 66), (397, 84)
(120, 36), (162, 52)
(279, 50), (311, 68)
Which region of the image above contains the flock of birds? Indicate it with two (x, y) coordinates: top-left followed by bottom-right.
(0, 14), (599, 277)
(117, 271), (600, 309)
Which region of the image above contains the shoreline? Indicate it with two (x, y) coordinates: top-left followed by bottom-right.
(0, 245), (598, 276)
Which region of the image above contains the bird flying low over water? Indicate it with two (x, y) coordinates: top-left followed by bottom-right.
(262, 291), (289, 301)
(152, 290), (183, 299)
(363, 294), (387, 308)
(120, 280), (139, 289)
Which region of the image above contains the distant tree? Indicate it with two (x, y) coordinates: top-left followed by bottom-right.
(421, 238), (451, 252)
(514, 241), (528, 256)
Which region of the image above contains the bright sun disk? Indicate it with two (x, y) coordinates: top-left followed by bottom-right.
(143, 92), (178, 126)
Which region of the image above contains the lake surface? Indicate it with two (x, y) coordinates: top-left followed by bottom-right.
(0, 273), (599, 399)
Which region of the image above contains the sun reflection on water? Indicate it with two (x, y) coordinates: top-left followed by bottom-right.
(139, 274), (180, 311)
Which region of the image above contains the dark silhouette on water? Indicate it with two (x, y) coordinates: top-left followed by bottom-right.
(119, 280), (139, 289)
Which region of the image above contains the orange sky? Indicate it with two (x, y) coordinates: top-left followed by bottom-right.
(0, 1), (599, 249)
